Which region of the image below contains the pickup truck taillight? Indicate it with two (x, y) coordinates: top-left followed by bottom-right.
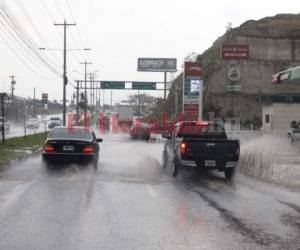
(180, 142), (187, 154)
(236, 146), (240, 157)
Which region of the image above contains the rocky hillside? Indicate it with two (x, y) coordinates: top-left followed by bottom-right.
(152, 13), (300, 126)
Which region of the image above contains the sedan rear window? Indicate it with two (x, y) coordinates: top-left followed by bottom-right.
(49, 128), (92, 140)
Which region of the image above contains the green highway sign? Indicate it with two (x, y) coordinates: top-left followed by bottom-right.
(227, 84), (242, 92)
(101, 81), (125, 89)
(132, 82), (156, 90)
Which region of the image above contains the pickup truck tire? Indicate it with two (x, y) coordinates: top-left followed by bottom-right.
(225, 168), (235, 180)
(171, 157), (179, 177)
(288, 134), (294, 143)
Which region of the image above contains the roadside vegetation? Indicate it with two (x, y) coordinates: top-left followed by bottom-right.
(0, 132), (47, 167)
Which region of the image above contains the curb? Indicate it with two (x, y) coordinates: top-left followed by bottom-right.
(0, 147), (42, 170)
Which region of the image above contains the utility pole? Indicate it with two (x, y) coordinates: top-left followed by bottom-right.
(0, 93), (7, 144)
(54, 20), (76, 126)
(137, 89), (140, 117)
(33, 87), (36, 118)
(80, 61), (92, 112)
(175, 80), (178, 122)
(10, 76), (16, 105)
(164, 72), (167, 100)
(110, 91), (113, 110)
(76, 81), (79, 124)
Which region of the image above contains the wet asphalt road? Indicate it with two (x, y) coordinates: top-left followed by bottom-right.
(0, 133), (299, 250)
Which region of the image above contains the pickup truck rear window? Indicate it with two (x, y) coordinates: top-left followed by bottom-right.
(177, 123), (227, 139)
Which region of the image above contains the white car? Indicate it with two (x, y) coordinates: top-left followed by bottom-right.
(25, 118), (40, 129)
(287, 121), (300, 142)
(48, 117), (62, 129)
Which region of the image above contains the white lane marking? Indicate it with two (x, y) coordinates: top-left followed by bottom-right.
(146, 184), (158, 198)
(0, 182), (33, 214)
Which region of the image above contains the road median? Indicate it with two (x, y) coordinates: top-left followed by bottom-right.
(0, 132), (47, 168)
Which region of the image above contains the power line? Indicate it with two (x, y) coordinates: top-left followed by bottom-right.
(0, 10), (59, 78)
(0, 1), (62, 76)
(15, 0), (62, 66)
(43, 0), (86, 65)
(64, 0), (91, 61)
(53, 0), (65, 19)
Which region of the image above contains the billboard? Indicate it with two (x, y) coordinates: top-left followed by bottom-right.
(42, 93), (48, 104)
(183, 62), (203, 121)
(137, 58), (177, 72)
(221, 45), (249, 60)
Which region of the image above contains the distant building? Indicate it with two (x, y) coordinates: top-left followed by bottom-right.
(260, 95), (300, 132)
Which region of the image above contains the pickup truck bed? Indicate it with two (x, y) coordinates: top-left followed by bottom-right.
(180, 138), (239, 167)
(162, 121), (240, 180)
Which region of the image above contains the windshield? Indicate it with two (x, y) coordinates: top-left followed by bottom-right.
(1, 2), (300, 250)
(49, 128), (92, 140)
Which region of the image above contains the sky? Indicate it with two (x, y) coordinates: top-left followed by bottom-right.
(0, 0), (299, 105)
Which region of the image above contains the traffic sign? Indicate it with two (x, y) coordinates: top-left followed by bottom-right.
(227, 84), (242, 92)
(227, 66), (241, 81)
(221, 45), (249, 60)
(101, 81), (125, 89)
(132, 82), (156, 90)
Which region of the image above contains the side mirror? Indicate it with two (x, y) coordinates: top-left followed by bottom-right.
(96, 138), (103, 143)
(162, 133), (171, 139)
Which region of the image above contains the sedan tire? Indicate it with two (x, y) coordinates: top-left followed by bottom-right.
(171, 157), (179, 178)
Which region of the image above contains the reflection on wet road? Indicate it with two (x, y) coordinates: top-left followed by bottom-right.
(0, 133), (299, 250)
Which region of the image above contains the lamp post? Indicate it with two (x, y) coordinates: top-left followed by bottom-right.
(0, 93), (8, 144)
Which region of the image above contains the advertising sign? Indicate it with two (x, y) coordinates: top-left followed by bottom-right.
(184, 62), (203, 77)
(42, 93), (48, 104)
(183, 62), (203, 121)
(221, 45), (250, 60)
(137, 58), (177, 72)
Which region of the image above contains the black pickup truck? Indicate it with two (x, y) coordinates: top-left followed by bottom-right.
(162, 121), (240, 179)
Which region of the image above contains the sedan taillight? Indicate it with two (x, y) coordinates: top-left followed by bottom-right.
(44, 144), (54, 152)
(82, 145), (93, 153)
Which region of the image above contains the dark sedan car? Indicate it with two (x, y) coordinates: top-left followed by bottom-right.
(129, 122), (151, 141)
(42, 127), (103, 168)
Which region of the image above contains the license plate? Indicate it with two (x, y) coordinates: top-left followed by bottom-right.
(205, 160), (216, 167)
(63, 145), (74, 151)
